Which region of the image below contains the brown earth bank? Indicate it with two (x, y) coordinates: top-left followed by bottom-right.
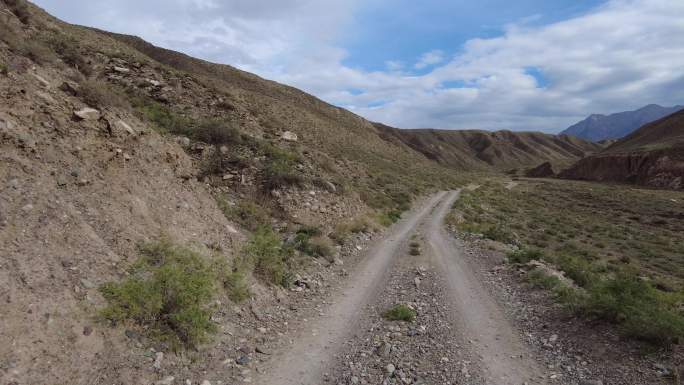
(560, 109), (684, 190)
(559, 150), (684, 190)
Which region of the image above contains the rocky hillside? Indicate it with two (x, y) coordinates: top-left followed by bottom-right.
(560, 109), (684, 189)
(376, 123), (601, 171)
(560, 104), (684, 142)
(0, 2), (466, 384)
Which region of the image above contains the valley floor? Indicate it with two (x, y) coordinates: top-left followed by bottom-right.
(247, 186), (681, 385)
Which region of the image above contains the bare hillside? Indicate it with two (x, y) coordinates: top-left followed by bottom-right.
(376, 123), (601, 170)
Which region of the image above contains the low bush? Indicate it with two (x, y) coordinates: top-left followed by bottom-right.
(526, 268), (561, 290)
(136, 101), (192, 136)
(507, 248), (544, 264)
(99, 239), (217, 349)
(0, 62), (8, 75)
(223, 271), (250, 303)
(583, 273), (684, 346)
(383, 304), (416, 322)
(195, 119), (241, 146)
(217, 198), (271, 232)
(78, 78), (128, 109)
(330, 216), (376, 243)
(262, 145), (303, 190)
(244, 227), (289, 287)
(291, 227), (333, 258)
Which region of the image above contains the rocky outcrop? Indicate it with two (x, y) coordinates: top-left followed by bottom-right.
(525, 162), (555, 178)
(559, 150), (684, 190)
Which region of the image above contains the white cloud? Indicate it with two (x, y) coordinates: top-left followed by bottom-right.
(414, 50), (445, 69)
(33, 0), (684, 132)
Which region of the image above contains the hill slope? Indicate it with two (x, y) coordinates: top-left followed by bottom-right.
(376, 124), (601, 170)
(1, 2), (465, 384)
(561, 104), (684, 142)
(560, 110), (684, 189)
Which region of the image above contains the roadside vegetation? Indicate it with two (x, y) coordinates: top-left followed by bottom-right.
(450, 179), (684, 346)
(99, 239), (229, 349)
(383, 304), (417, 322)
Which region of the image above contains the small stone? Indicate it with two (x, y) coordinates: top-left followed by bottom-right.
(153, 352), (164, 369)
(386, 363), (396, 375)
(201, 381), (211, 385)
(74, 108), (101, 121)
(549, 334), (558, 343)
(21, 204), (34, 213)
(236, 355), (250, 365)
(255, 346), (271, 355)
(80, 279), (95, 289)
(333, 258), (344, 266)
(115, 120), (135, 135)
(350, 376), (359, 384)
(376, 342), (391, 357)
(83, 325), (93, 336)
(178, 137), (191, 147)
(113, 66), (130, 74)
(281, 131), (298, 142)
(156, 376), (175, 385)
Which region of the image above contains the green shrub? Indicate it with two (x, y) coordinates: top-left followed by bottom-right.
(263, 155), (303, 190)
(0, 62), (7, 75)
(137, 101), (192, 136)
(99, 239), (217, 349)
(507, 248), (544, 264)
(291, 228), (333, 258)
(551, 254), (596, 288)
(245, 227), (289, 287)
(526, 268), (561, 290)
(383, 304), (416, 322)
(223, 271), (250, 303)
(217, 197), (270, 231)
(195, 119), (241, 145)
(583, 273), (684, 346)
(78, 78), (128, 109)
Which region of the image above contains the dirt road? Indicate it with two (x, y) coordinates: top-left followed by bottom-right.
(253, 192), (448, 385)
(255, 190), (545, 385)
(427, 191), (545, 385)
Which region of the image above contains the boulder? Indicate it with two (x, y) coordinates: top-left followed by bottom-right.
(74, 108), (101, 121)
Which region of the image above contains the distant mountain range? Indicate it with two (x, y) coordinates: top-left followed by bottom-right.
(561, 104), (684, 142)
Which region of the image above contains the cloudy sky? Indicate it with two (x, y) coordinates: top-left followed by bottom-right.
(33, 0), (684, 132)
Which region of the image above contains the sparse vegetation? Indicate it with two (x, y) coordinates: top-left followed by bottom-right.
(135, 100), (192, 136)
(78, 78), (129, 109)
(244, 227), (291, 287)
(409, 241), (421, 256)
(223, 271), (250, 303)
(331, 216), (377, 243)
(452, 179), (684, 346)
(5, 0), (31, 24)
(260, 143), (303, 190)
(383, 304), (417, 322)
(291, 226), (333, 258)
(0, 62), (8, 75)
(217, 197), (271, 231)
(99, 239), (219, 349)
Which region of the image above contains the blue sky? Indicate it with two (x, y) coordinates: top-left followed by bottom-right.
(32, 0), (684, 132)
(341, 0), (604, 73)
